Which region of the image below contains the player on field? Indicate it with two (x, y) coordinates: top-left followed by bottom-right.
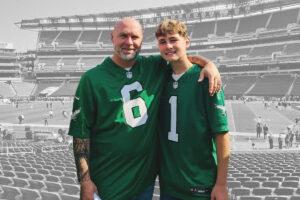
(156, 19), (230, 200)
(68, 17), (222, 200)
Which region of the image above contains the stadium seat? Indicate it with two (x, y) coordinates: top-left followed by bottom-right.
(0, 185), (22, 200)
(27, 180), (45, 190)
(239, 197), (263, 200)
(290, 196), (300, 200)
(232, 173), (245, 177)
(228, 181), (242, 188)
(292, 172), (300, 177)
(252, 188), (272, 196)
(247, 173), (260, 178)
(60, 193), (79, 200)
(0, 176), (13, 185)
(242, 181), (260, 188)
(25, 167), (37, 173)
(40, 191), (61, 200)
(252, 177), (267, 182)
(61, 183), (80, 195)
(37, 168), (50, 175)
(265, 197), (289, 200)
(268, 169), (280, 174)
(45, 175), (60, 182)
(231, 188), (251, 196)
(2, 164), (13, 170)
(277, 172), (291, 177)
(281, 181), (299, 188)
(274, 188), (294, 196)
(29, 173), (45, 181)
(43, 165), (53, 170)
(261, 172), (275, 177)
(285, 176), (300, 181)
(55, 166), (65, 171)
(227, 177), (235, 182)
(15, 172), (30, 179)
(19, 188), (41, 200)
(12, 177), (29, 187)
(43, 181), (63, 192)
(64, 171), (77, 178)
(236, 177), (251, 183)
(268, 177), (284, 182)
(2, 170), (15, 177)
(14, 166), (26, 172)
(50, 169), (63, 176)
(262, 181), (279, 188)
(60, 176), (77, 184)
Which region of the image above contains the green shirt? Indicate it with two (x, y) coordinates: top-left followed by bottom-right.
(159, 65), (229, 200)
(68, 55), (167, 200)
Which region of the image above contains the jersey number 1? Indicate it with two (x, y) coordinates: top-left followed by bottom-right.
(121, 82), (148, 128)
(168, 96), (178, 142)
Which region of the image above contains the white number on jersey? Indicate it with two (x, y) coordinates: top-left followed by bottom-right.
(121, 82), (148, 128)
(168, 96), (178, 142)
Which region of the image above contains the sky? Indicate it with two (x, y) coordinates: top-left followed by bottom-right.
(0, 0), (202, 52)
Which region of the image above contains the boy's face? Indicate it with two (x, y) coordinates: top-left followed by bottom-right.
(157, 33), (189, 62)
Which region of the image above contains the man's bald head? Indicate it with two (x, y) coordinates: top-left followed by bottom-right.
(113, 17), (143, 35)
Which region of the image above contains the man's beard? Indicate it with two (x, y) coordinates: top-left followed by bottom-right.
(115, 47), (140, 61)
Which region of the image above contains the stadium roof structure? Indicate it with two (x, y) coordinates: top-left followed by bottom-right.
(16, 0), (300, 30)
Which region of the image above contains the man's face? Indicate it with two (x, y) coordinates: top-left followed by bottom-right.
(157, 33), (189, 62)
(112, 20), (143, 61)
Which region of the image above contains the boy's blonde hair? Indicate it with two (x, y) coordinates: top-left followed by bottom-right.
(155, 19), (188, 39)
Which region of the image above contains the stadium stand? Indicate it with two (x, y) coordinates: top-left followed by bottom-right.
(55, 31), (81, 45)
(99, 30), (111, 44)
(38, 31), (60, 45)
(32, 81), (62, 96)
(290, 76), (300, 96)
(12, 81), (35, 97)
(267, 8), (299, 30)
(225, 47), (251, 59)
(248, 74), (294, 96)
(78, 30), (101, 44)
(0, 82), (16, 97)
(51, 81), (78, 97)
(216, 19), (238, 36)
(249, 44), (284, 58)
(224, 75), (257, 96)
(191, 21), (215, 39)
(284, 42), (300, 55)
(237, 14), (270, 34)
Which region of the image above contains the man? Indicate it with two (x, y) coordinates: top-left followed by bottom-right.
(69, 17), (222, 200)
(156, 19), (229, 200)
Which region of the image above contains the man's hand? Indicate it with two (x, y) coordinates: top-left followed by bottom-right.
(80, 179), (98, 200)
(199, 61), (221, 96)
(188, 56), (222, 96)
(210, 184), (228, 200)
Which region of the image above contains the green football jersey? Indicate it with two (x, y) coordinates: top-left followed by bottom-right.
(68, 55), (167, 200)
(159, 65), (229, 200)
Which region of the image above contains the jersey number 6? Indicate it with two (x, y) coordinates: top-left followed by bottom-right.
(121, 82), (148, 128)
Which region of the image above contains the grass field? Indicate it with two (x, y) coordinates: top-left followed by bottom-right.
(1, 100), (299, 151)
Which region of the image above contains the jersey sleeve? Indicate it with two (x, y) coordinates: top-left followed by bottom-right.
(68, 73), (96, 138)
(203, 79), (229, 135)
